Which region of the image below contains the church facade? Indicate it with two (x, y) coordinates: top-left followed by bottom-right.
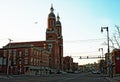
(0, 5), (63, 75)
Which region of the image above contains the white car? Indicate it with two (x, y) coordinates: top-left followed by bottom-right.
(92, 70), (100, 74)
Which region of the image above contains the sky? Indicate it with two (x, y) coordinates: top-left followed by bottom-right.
(0, 0), (120, 65)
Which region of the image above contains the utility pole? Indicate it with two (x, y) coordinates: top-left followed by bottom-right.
(101, 27), (111, 77)
(7, 39), (12, 77)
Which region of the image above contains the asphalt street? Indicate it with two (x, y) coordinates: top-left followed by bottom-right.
(0, 73), (109, 82)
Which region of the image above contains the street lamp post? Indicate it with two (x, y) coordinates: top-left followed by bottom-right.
(101, 27), (111, 77)
(99, 48), (104, 59)
(7, 39), (12, 77)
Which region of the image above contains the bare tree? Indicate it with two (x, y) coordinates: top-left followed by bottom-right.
(110, 25), (120, 49)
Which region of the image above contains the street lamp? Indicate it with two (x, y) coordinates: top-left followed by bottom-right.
(101, 27), (111, 77)
(7, 39), (13, 77)
(99, 48), (104, 59)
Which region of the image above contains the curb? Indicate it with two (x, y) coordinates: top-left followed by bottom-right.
(105, 77), (120, 82)
(0, 75), (13, 79)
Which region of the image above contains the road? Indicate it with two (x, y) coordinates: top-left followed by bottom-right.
(0, 73), (109, 82)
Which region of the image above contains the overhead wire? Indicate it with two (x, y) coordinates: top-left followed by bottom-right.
(64, 38), (106, 43)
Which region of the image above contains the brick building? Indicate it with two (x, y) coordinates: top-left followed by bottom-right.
(0, 5), (63, 75)
(0, 43), (49, 75)
(111, 49), (120, 74)
(72, 62), (78, 71)
(63, 56), (78, 73)
(63, 56), (73, 72)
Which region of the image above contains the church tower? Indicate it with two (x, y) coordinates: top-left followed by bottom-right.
(46, 5), (63, 73)
(47, 4), (56, 31)
(56, 14), (63, 70)
(46, 4), (57, 41)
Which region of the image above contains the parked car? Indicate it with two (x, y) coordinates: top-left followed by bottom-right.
(92, 70), (101, 74)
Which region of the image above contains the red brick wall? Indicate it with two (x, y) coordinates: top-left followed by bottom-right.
(111, 49), (120, 74)
(0, 45), (49, 75)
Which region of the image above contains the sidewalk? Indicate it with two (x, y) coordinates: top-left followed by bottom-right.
(0, 74), (54, 79)
(106, 76), (120, 82)
(0, 75), (9, 79)
(0, 74), (13, 79)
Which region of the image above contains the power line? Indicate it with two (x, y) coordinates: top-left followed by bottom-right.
(64, 38), (106, 43)
(65, 51), (99, 55)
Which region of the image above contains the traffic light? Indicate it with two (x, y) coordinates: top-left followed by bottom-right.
(80, 56), (82, 59)
(87, 56), (89, 59)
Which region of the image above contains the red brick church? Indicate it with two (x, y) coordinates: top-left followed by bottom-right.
(0, 5), (63, 75)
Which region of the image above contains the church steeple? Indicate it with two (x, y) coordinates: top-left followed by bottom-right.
(47, 4), (56, 31)
(56, 13), (61, 26)
(57, 13), (60, 21)
(50, 4), (54, 13)
(56, 13), (62, 36)
(48, 4), (55, 18)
